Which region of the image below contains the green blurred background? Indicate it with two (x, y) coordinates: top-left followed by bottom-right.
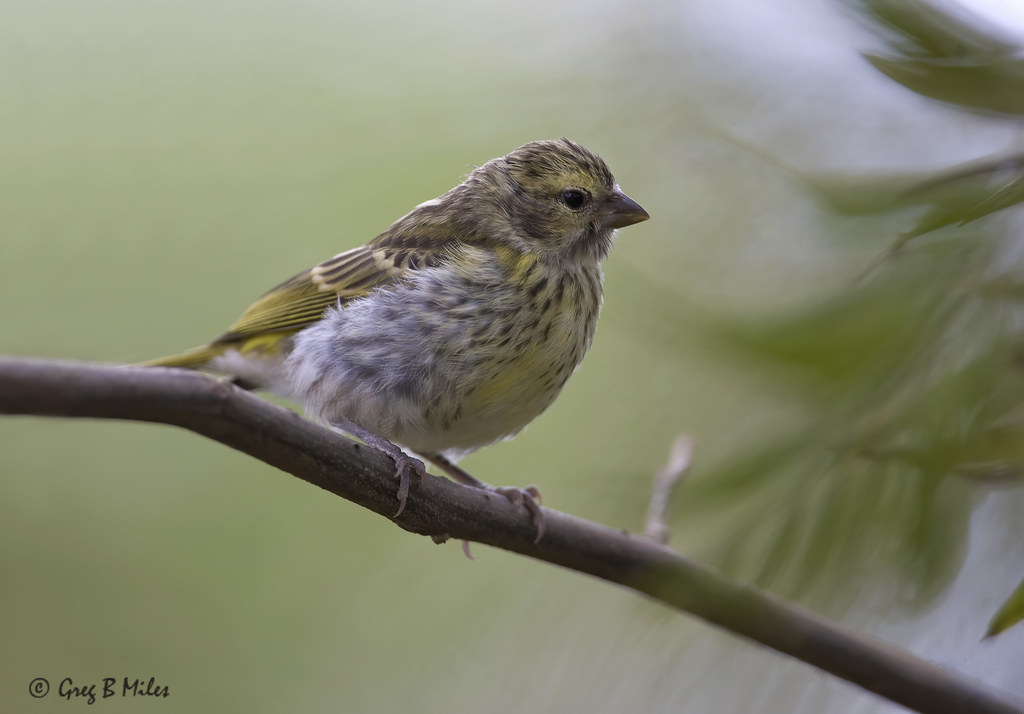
(3, 0), (1024, 711)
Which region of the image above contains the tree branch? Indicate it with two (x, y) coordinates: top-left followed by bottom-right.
(0, 357), (1020, 714)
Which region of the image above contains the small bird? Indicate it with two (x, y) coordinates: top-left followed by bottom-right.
(146, 139), (649, 532)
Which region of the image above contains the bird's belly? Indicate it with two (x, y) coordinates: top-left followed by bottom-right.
(405, 342), (579, 455)
(285, 265), (599, 457)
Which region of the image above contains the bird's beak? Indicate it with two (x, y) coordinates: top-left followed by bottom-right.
(601, 191), (650, 229)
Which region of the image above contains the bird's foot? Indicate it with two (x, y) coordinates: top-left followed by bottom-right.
(425, 452), (546, 543)
(493, 485), (545, 543)
(331, 420), (426, 517)
(388, 450), (427, 518)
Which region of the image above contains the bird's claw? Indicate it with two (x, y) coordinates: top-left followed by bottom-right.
(329, 419), (427, 518)
(495, 485), (545, 543)
(392, 453), (427, 518)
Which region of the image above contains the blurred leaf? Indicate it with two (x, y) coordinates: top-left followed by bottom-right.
(904, 154), (1024, 235)
(803, 171), (946, 215)
(683, 427), (973, 609)
(808, 154), (1024, 235)
(804, 153), (1024, 287)
(851, 0), (1024, 115)
(986, 576), (1024, 638)
(956, 173), (1024, 226)
(864, 55), (1024, 115)
(853, 0), (1020, 56)
(670, 209), (1024, 609)
(702, 279), (937, 392)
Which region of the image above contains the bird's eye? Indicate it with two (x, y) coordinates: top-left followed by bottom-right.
(559, 188), (589, 210)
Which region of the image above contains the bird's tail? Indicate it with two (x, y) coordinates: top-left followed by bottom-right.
(141, 332), (290, 372)
(141, 344), (225, 369)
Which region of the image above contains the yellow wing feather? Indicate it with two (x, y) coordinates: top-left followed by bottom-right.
(145, 217), (464, 369)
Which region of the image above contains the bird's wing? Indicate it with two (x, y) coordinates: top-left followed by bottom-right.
(213, 227), (457, 346)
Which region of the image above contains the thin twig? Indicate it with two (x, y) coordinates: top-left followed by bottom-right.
(0, 358), (1021, 714)
(644, 434), (693, 543)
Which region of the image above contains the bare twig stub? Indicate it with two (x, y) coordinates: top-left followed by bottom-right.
(1, 358), (1022, 714)
(644, 434), (694, 543)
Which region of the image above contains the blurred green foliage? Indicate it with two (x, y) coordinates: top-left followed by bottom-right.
(661, 0), (1024, 624)
(988, 575), (1024, 637)
(854, 0), (1024, 114)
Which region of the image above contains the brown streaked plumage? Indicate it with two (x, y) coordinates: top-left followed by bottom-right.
(146, 139), (649, 529)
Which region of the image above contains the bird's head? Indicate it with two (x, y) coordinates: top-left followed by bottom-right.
(469, 138), (649, 263)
